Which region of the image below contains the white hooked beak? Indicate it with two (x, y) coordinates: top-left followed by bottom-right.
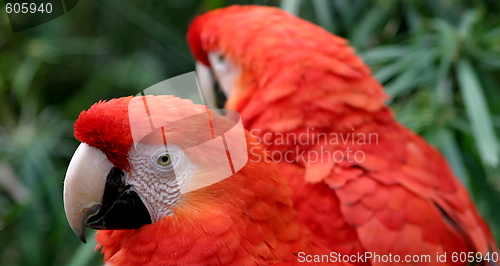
(63, 143), (113, 243)
(196, 61), (218, 111)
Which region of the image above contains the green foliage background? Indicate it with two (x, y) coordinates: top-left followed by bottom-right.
(0, 0), (499, 265)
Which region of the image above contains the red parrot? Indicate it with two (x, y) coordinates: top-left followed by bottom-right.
(187, 5), (497, 265)
(63, 95), (353, 266)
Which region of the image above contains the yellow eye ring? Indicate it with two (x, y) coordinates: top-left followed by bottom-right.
(157, 154), (172, 166)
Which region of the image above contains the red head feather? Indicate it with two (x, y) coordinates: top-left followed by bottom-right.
(74, 96), (209, 170)
(74, 97), (134, 170)
(187, 5), (389, 119)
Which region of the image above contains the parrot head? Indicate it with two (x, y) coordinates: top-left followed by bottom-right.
(63, 95), (251, 243)
(188, 5), (388, 116)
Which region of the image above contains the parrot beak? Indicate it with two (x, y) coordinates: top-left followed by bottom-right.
(63, 143), (152, 243)
(196, 61), (227, 110)
(196, 61), (217, 110)
(63, 143), (112, 243)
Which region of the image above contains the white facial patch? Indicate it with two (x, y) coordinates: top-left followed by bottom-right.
(208, 51), (241, 99)
(126, 143), (197, 222)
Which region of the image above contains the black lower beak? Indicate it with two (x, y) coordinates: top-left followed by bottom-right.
(82, 167), (152, 242)
(213, 71), (227, 108)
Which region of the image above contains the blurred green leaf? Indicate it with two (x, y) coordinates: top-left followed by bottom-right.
(66, 236), (99, 266)
(102, 0), (192, 62)
(12, 57), (40, 102)
(360, 45), (411, 63)
(350, 5), (389, 49)
(437, 127), (469, 186)
(456, 59), (499, 168)
(280, 0), (301, 15)
(435, 53), (453, 105)
(474, 51), (500, 69)
(311, 0), (334, 32)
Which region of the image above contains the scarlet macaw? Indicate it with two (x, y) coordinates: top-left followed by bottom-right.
(187, 5), (497, 265)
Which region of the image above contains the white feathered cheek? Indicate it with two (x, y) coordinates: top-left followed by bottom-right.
(126, 144), (197, 222)
(207, 51), (241, 99)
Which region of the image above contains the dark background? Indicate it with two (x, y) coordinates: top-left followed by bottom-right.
(0, 0), (499, 265)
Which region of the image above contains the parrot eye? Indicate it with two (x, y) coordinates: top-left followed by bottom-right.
(208, 51), (229, 72)
(217, 54), (225, 63)
(157, 154), (172, 167)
